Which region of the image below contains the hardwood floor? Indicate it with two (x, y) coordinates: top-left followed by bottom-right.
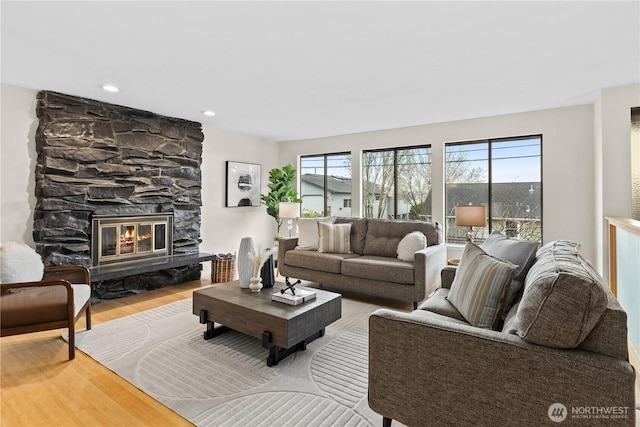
(2, 278), (639, 426)
(1, 279), (210, 427)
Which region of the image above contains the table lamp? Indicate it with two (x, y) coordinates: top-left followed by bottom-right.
(279, 202), (301, 237)
(455, 205), (486, 242)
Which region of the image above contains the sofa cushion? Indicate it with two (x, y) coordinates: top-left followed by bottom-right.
(363, 219), (440, 257)
(481, 231), (538, 312)
(284, 250), (358, 274)
(418, 288), (467, 322)
(318, 222), (352, 254)
(342, 255), (414, 284)
(447, 243), (516, 329)
(511, 240), (608, 348)
(71, 284), (92, 318)
(295, 217), (334, 250)
(334, 217), (368, 255)
(0, 242), (45, 284)
(397, 231), (427, 262)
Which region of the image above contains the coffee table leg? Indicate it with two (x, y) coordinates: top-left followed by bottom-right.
(262, 329), (326, 367)
(199, 309), (231, 340)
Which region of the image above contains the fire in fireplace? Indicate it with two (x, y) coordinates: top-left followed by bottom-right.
(91, 214), (173, 265)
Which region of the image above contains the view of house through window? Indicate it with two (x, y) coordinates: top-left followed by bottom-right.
(300, 153), (351, 217)
(445, 136), (542, 244)
(362, 146), (432, 220)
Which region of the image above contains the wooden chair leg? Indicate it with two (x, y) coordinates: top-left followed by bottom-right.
(86, 305), (92, 330)
(68, 322), (75, 360)
(383, 417), (392, 427)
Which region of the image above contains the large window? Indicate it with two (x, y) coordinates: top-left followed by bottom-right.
(300, 153), (351, 217)
(362, 146), (432, 220)
(445, 135), (542, 244)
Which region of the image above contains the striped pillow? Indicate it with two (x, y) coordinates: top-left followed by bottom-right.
(318, 222), (352, 254)
(447, 243), (517, 329)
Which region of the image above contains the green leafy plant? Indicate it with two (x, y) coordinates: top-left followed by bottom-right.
(261, 164), (301, 232)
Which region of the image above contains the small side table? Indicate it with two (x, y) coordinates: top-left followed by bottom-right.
(447, 259), (460, 266)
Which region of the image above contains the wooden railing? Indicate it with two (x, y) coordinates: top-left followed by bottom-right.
(606, 217), (640, 295)
(606, 217), (640, 367)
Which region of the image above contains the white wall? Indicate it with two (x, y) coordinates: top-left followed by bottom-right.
(279, 104), (598, 263)
(0, 84), (38, 245)
(0, 83), (281, 276)
(594, 83), (640, 274)
(200, 127), (280, 257)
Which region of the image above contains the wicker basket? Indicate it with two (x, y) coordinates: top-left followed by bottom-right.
(212, 254), (236, 283)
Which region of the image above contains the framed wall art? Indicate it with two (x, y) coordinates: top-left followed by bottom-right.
(226, 161), (262, 207)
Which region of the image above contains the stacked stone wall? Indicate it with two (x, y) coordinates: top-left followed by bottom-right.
(34, 91), (204, 297)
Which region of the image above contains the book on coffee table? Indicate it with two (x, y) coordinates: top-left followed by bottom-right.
(272, 289), (316, 305)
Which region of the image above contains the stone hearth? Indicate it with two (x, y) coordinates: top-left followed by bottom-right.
(34, 91), (205, 298)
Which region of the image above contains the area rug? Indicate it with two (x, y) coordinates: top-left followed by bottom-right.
(71, 297), (387, 427)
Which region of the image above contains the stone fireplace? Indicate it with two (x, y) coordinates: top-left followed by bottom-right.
(34, 91), (205, 298)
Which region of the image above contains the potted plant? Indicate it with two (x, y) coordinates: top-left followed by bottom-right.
(261, 164), (301, 237)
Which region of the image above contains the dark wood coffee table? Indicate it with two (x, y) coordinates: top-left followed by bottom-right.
(192, 281), (342, 366)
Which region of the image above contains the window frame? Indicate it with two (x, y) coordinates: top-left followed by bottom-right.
(445, 134), (543, 244)
(299, 152), (351, 217)
(362, 144), (432, 220)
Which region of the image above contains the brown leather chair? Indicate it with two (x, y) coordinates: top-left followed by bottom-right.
(1, 265), (92, 360)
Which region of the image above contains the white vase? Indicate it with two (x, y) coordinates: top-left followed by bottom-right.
(249, 276), (263, 292)
(238, 237), (256, 288)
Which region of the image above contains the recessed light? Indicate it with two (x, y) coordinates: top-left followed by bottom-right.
(101, 85), (119, 92)
(202, 110), (216, 117)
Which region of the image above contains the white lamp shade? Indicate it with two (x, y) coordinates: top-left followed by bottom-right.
(455, 205), (486, 227)
(279, 202), (300, 218)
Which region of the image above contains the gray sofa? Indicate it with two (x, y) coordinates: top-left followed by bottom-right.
(369, 238), (636, 426)
(278, 218), (447, 309)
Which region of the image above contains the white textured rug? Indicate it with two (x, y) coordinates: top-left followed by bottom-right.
(72, 297), (385, 427)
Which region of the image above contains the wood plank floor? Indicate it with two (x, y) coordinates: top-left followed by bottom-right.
(2, 278), (639, 426)
(1, 279), (210, 427)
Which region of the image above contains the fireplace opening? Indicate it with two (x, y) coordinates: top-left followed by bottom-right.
(92, 214), (173, 266)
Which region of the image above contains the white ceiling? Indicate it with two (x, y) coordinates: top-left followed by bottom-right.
(2, 1), (639, 141)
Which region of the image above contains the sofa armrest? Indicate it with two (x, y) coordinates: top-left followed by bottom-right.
(369, 309), (636, 426)
(277, 237), (298, 270)
(440, 265), (457, 289)
(1, 280), (74, 331)
(414, 243), (447, 298)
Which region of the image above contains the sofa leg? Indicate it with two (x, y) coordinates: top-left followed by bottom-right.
(413, 301), (418, 310)
(383, 417), (392, 427)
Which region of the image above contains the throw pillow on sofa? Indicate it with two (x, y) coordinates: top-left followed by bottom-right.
(0, 242), (45, 283)
(296, 217), (334, 250)
(508, 240), (608, 348)
(447, 243), (517, 330)
(396, 231), (427, 262)
(481, 231), (538, 313)
(318, 222), (352, 254)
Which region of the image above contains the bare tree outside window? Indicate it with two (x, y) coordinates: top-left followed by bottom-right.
(362, 150), (394, 218)
(397, 148), (432, 219)
(362, 147), (432, 220)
